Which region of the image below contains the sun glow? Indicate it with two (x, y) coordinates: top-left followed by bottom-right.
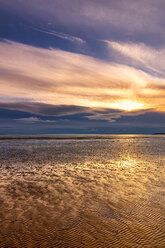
(110, 100), (146, 111)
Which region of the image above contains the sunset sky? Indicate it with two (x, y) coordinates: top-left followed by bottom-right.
(0, 0), (165, 134)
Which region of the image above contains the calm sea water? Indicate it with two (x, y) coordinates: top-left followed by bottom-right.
(0, 135), (165, 247)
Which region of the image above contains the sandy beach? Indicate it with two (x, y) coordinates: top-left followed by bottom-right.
(0, 135), (164, 247)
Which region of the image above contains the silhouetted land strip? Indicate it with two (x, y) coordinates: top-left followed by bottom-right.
(0, 134), (160, 140)
(152, 133), (165, 135)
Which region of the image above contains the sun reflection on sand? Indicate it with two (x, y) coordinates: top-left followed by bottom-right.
(0, 136), (164, 247)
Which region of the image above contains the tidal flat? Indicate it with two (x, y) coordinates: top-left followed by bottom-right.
(0, 135), (165, 247)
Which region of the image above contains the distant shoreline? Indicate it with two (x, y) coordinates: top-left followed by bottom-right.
(0, 134), (160, 140)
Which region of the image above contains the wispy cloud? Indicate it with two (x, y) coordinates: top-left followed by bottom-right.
(15, 117), (55, 123)
(31, 26), (85, 44)
(106, 40), (165, 76)
(0, 40), (165, 115)
(1, 0), (165, 42)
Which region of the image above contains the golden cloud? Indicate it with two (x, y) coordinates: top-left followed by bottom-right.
(0, 40), (165, 112)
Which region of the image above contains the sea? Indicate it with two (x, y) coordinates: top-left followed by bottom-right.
(0, 135), (164, 247)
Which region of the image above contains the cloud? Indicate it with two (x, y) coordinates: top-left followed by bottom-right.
(86, 108), (153, 122)
(1, 0), (165, 42)
(106, 40), (165, 76)
(0, 101), (159, 124)
(1, 39), (165, 113)
(0, 102), (90, 116)
(15, 117), (51, 122)
(15, 117), (55, 123)
(31, 26), (85, 44)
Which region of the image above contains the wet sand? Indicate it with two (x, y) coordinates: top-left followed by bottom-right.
(0, 135), (165, 247)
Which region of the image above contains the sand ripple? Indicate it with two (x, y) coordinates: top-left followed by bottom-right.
(0, 136), (165, 247)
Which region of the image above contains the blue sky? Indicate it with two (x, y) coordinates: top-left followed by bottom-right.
(0, 0), (165, 134)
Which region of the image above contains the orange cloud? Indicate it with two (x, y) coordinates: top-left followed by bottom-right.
(0, 40), (165, 114)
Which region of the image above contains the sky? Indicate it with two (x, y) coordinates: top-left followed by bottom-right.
(0, 0), (165, 134)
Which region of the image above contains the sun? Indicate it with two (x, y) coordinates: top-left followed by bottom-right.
(110, 100), (146, 111)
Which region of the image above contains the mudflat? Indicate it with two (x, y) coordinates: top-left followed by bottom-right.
(0, 135), (164, 247)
